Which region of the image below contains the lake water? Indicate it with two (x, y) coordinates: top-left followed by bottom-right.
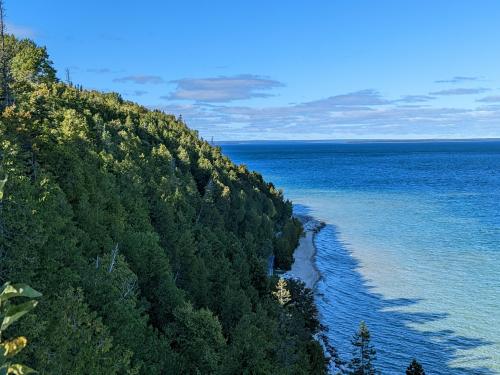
(221, 140), (500, 374)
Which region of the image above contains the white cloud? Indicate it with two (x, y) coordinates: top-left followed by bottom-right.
(476, 95), (500, 103)
(165, 75), (284, 102)
(113, 75), (165, 84)
(299, 89), (390, 107)
(430, 88), (490, 96)
(435, 76), (480, 84)
(396, 95), (435, 103)
(156, 88), (500, 140)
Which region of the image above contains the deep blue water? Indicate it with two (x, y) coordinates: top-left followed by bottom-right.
(221, 141), (500, 375)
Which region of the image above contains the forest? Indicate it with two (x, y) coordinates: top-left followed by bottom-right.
(0, 27), (429, 374)
(0, 33), (333, 374)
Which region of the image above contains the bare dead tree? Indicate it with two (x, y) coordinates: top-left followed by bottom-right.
(108, 244), (119, 273)
(0, 173), (6, 234)
(0, 173), (6, 284)
(120, 278), (137, 300)
(0, 0), (10, 109)
(65, 68), (72, 86)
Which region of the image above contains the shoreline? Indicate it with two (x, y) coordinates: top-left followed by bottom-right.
(285, 215), (324, 290)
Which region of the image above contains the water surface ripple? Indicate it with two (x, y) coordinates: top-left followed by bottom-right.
(222, 141), (500, 374)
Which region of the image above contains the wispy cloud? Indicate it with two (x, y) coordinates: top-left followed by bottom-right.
(132, 90), (148, 96)
(113, 75), (165, 84)
(6, 22), (35, 38)
(123, 90), (148, 97)
(429, 88), (490, 96)
(303, 89), (390, 107)
(87, 68), (112, 74)
(435, 76), (480, 84)
(476, 95), (500, 103)
(164, 74), (284, 103)
(156, 89), (500, 140)
(395, 95), (436, 103)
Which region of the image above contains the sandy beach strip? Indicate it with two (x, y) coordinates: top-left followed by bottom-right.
(285, 216), (323, 290)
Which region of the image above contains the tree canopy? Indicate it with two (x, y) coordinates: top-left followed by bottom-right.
(406, 359), (426, 375)
(348, 321), (378, 375)
(0, 34), (327, 374)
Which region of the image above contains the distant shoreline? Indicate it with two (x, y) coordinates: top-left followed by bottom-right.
(218, 138), (500, 145)
(285, 215), (325, 290)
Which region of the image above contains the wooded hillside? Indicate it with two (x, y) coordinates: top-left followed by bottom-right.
(0, 35), (328, 374)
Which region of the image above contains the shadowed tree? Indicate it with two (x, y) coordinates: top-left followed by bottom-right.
(406, 359), (425, 375)
(348, 321), (378, 375)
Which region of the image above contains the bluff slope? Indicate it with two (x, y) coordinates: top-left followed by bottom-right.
(0, 36), (327, 374)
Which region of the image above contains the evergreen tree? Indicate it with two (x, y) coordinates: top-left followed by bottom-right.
(348, 321), (378, 375)
(0, 30), (329, 374)
(406, 359), (425, 375)
(170, 304), (225, 374)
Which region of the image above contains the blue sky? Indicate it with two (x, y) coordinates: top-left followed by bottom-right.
(8, 0), (500, 140)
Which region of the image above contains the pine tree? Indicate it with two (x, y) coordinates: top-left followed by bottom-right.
(406, 359), (425, 375)
(0, 32), (328, 374)
(348, 321), (378, 375)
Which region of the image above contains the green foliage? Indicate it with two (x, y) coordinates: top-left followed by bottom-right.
(170, 304), (225, 373)
(0, 35), (326, 374)
(20, 288), (135, 375)
(286, 279), (321, 334)
(406, 359), (425, 375)
(274, 218), (302, 269)
(8, 38), (56, 84)
(348, 321), (378, 375)
(0, 282), (41, 375)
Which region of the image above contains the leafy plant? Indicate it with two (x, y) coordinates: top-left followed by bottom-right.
(0, 282), (42, 374)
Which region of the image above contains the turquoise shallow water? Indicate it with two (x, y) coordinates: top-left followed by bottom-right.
(222, 141), (500, 374)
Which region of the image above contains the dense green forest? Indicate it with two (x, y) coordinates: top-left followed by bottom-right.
(0, 32), (429, 374)
(0, 35), (331, 374)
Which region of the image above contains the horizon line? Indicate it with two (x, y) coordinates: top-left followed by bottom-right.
(215, 137), (500, 144)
